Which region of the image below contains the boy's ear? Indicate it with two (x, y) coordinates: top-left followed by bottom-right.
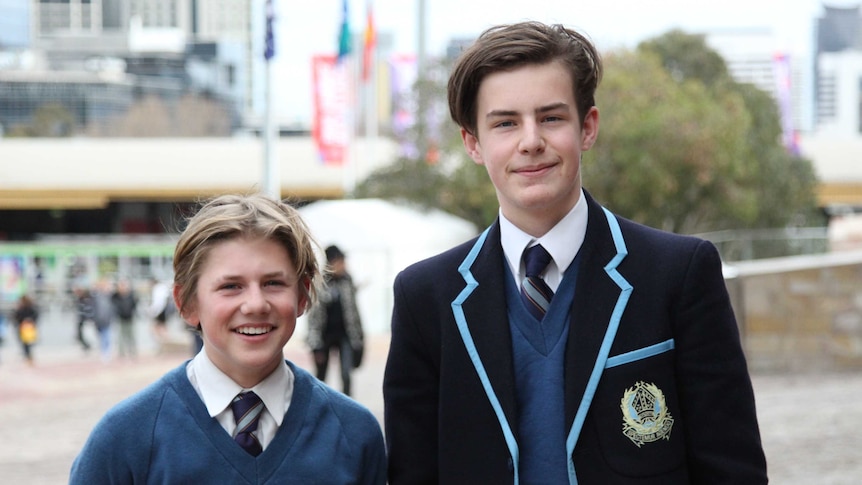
(173, 284), (196, 325)
(461, 128), (485, 165)
(298, 278), (312, 317)
(581, 106), (600, 151)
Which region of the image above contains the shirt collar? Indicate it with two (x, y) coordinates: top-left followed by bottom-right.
(190, 349), (293, 426)
(500, 189), (588, 285)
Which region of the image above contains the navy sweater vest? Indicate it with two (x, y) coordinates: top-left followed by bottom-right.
(505, 257), (579, 484)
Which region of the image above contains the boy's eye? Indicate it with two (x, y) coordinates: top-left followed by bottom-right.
(265, 279), (286, 287)
(220, 283), (240, 290)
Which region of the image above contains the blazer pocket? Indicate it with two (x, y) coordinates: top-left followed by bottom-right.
(590, 345), (686, 477)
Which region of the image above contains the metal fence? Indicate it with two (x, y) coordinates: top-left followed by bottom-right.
(695, 227), (830, 262)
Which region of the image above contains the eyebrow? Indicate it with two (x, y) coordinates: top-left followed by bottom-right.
(215, 271), (290, 282)
(485, 102), (570, 119)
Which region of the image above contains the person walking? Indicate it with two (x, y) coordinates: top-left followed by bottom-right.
(148, 277), (171, 353)
(14, 294), (39, 365)
(305, 245), (365, 396)
(111, 278), (138, 359)
(72, 285), (94, 353)
(383, 21), (767, 484)
(91, 278), (115, 363)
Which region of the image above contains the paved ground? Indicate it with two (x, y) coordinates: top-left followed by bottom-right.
(0, 306), (860, 484)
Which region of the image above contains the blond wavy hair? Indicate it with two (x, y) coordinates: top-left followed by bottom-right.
(172, 193), (322, 321)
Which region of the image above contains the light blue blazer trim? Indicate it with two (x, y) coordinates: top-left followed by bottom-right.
(565, 207), (632, 485)
(605, 339), (675, 369)
(450, 226), (522, 483)
(450, 207), (633, 485)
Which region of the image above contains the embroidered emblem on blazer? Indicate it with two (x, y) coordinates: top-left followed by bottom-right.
(620, 381), (674, 447)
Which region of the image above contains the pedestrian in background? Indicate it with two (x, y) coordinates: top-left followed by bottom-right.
(70, 193), (386, 484)
(14, 294), (38, 365)
(91, 278), (115, 363)
(72, 285), (94, 353)
(0, 301), (8, 364)
(306, 245), (365, 396)
(149, 277), (171, 353)
(111, 278), (138, 359)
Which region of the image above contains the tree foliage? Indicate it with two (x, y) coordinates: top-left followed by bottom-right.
(588, 48), (755, 233)
(632, 30), (821, 232)
(7, 103), (77, 137)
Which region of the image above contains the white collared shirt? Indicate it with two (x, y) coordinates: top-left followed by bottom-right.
(500, 189), (589, 292)
(186, 348), (294, 450)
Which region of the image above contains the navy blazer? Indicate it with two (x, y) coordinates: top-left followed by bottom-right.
(383, 192), (767, 484)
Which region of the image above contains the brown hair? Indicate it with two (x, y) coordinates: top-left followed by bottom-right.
(172, 193), (321, 319)
(447, 21), (603, 136)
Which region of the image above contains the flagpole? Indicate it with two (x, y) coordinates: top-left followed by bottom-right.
(263, 0), (279, 199)
(363, 2), (377, 189)
(337, 0), (357, 198)
(343, 60), (356, 197)
(364, 62), (377, 182)
(416, 0), (427, 160)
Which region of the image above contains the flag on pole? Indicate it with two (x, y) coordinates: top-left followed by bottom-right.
(362, 2), (376, 81)
(264, 0), (275, 61)
(773, 53), (799, 155)
(312, 55), (350, 165)
(337, 0), (351, 63)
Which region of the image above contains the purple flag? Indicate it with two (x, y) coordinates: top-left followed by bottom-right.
(264, 0), (275, 61)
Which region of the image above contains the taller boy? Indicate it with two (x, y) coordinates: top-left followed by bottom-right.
(383, 21), (767, 484)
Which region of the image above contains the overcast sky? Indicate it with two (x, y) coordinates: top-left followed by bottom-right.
(270, 0), (852, 125)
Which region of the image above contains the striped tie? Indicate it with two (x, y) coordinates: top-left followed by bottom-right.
(231, 391), (264, 456)
(521, 244), (554, 320)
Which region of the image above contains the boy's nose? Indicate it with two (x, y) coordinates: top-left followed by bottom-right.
(519, 123), (546, 154)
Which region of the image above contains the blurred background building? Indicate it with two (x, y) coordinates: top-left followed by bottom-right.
(2, 1), (862, 300)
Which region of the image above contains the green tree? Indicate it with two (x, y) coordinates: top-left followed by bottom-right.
(636, 30), (821, 230)
(588, 48), (757, 234)
(8, 103), (76, 137)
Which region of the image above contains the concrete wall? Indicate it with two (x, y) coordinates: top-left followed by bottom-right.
(725, 250), (862, 372)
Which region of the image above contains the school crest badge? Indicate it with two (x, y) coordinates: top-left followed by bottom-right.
(620, 381), (674, 447)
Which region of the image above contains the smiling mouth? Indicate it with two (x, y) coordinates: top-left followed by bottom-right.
(517, 162), (556, 174)
(235, 326), (273, 336)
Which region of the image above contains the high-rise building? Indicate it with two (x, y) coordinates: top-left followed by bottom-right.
(706, 29), (813, 134)
(34, 0), (105, 36)
(6, 0), (257, 130)
(817, 4), (862, 53)
(815, 5), (862, 134)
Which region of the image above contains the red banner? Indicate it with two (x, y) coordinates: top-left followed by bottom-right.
(312, 55), (350, 165)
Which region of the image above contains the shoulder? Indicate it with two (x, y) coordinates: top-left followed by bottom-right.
(616, 215), (705, 250)
(397, 234), (484, 284)
(584, 190), (707, 253)
(98, 365), (187, 430)
(71, 365), (191, 482)
(602, 213), (726, 289)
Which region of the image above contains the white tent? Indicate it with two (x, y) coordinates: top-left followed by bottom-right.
(298, 199), (480, 335)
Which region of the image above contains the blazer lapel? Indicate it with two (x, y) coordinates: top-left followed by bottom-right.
(453, 222), (518, 434)
(564, 193), (632, 437)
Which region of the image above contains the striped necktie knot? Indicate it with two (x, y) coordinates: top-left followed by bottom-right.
(521, 244), (554, 320)
(231, 391), (264, 456)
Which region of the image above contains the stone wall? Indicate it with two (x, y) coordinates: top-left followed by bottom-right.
(725, 250), (862, 372)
